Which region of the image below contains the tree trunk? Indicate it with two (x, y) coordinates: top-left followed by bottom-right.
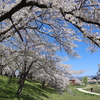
(0, 65), (4, 75)
(41, 81), (51, 89)
(42, 81), (46, 88)
(8, 75), (12, 84)
(15, 61), (34, 98)
(15, 74), (26, 98)
(8, 73), (16, 84)
(0, 69), (3, 75)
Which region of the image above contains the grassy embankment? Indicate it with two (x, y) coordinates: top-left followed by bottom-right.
(0, 75), (100, 100)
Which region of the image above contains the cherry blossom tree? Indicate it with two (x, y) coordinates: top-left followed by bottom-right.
(3, 30), (60, 97)
(30, 57), (87, 92)
(33, 66), (70, 91)
(0, 44), (15, 75)
(88, 79), (97, 84)
(0, 0), (100, 98)
(0, 37), (88, 97)
(0, 0), (100, 54)
(72, 78), (82, 86)
(29, 54), (60, 88)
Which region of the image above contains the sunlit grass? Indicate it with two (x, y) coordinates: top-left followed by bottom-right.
(0, 75), (100, 100)
(0, 75), (55, 100)
(84, 84), (100, 93)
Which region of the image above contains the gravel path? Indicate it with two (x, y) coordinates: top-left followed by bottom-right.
(76, 88), (100, 96)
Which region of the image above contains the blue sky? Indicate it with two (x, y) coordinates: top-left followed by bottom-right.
(55, 22), (100, 77)
(58, 41), (100, 77)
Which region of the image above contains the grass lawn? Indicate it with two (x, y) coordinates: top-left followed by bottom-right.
(0, 75), (100, 100)
(84, 84), (100, 93)
(42, 86), (100, 100)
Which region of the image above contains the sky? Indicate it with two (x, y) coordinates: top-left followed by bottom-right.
(57, 41), (100, 77)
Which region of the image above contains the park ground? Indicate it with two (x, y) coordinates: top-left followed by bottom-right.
(0, 75), (100, 100)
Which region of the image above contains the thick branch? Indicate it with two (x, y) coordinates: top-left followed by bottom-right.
(60, 8), (100, 48)
(62, 9), (100, 26)
(9, 17), (23, 41)
(0, 1), (51, 22)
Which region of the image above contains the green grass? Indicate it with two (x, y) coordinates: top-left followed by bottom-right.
(42, 86), (100, 100)
(0, 75), (55, 100)
(0, 75), (100, 100)
(84, 84), (100, 93)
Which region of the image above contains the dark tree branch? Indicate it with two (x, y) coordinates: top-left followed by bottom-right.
(0, 18), (22, 36)
(60, 8), (100, 48)
(87, 36), (100, 47)
(9, 17), (23, 41)
(0, 1), (52, 22)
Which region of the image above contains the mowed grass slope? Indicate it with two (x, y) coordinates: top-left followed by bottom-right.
(0, 75), (100, 100)
(0, 75), (55, 100)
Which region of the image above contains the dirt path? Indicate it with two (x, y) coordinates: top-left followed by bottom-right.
(76, 88), (100, 96)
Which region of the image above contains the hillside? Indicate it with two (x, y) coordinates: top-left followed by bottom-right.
(0, 75), (100, 100)
(0, 75), (55, 100)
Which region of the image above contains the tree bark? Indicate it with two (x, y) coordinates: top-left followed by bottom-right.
(8, 73), (16, 84)
(15, 61), (35, 98)
(15, 73), (26, 98)
(42, 81), (46, 88)
(41, 81), (51, 89)
(0, 69), (3, 75)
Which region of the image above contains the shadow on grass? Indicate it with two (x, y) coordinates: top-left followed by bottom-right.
(18, 94), (39, 100)
(37, 84), (57, 94)
(0, 86), (41, 100)
(0, 77), (56, 100)
(0, 87), (15, 98)
(0, 79), (4, 83)
(23, 83), (49, 99)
